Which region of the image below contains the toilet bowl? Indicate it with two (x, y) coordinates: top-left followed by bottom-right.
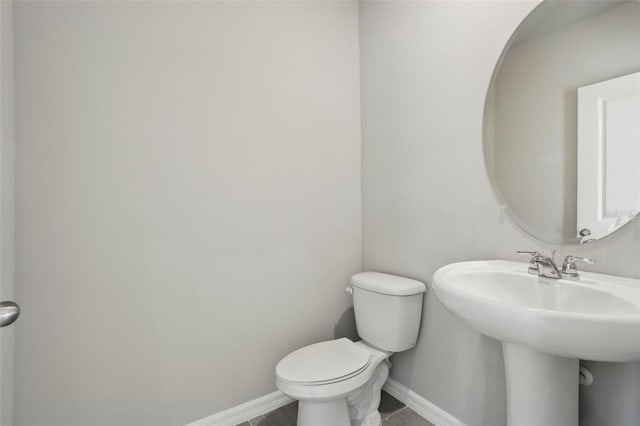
(276, 339), (390, 426)
(275, 272), (427, 426)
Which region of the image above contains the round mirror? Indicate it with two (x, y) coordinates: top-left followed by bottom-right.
(484, 0), (640, 245)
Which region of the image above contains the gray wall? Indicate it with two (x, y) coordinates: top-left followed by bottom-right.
(360, 1), (640, 425)
(0, 0), (16, 424)
(493, 1), (640, 243)
(11, 1), (640, 426)
(14, 1), (361, 425)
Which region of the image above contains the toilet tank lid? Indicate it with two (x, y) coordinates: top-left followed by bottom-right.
(351, 272), (426, 296)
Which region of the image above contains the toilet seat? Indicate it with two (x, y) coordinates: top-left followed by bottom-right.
(276, 338), (371, 385)
(276, 340), (389, 403)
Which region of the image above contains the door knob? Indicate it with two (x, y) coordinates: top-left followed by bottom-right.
(0, 301), (20, 328)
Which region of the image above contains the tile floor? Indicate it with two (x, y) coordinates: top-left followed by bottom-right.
(236, 391), (435, 426)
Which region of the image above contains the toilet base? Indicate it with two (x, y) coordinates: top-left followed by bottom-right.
(347, 359), (389, 425)
(294, 360), (389, 426)
(298, 399), (351, 426)
(359, 411), (382, 426)
(297, 401), (382, 426)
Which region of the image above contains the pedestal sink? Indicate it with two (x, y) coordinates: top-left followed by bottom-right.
(432, 260), (640, 426)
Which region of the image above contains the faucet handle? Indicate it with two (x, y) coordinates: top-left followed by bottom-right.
(517, 250), (543, 274)
(517, 250), (542, 257)
(561, 255), (596, 279)
(564, 255), (595, 265)
(517, 250), (545, 262)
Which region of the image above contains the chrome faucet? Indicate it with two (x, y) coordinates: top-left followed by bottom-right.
(517, 250), (562, 279)
(517, 251), (595, 280)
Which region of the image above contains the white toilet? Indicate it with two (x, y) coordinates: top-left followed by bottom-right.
(276, 272), (426, 426)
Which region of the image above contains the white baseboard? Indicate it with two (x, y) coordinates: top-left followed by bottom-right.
(184, 390), (293, 426)
(383, 378), (467, 426)
(187, 378), (464, 426)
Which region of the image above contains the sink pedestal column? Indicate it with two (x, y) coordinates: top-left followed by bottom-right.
(503, 343), (579, 426)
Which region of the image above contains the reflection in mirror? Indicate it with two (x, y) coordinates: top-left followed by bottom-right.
(577, 72), (639, 243)
(484, 0), (640, 245)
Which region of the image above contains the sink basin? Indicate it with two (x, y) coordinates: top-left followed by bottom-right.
(432, 260), (640, 426)
(432, 260), (640, 361)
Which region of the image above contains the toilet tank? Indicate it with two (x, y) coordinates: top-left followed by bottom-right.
(350, 272), (427, 353)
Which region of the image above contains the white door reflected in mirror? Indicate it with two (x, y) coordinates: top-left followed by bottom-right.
(577, 71), (640, 242)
